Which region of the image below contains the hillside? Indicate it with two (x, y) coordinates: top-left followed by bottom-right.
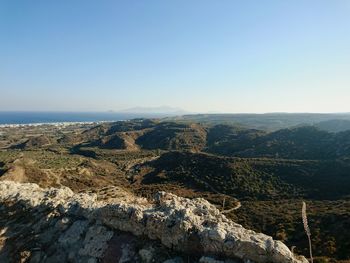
(132, 151), (350, 200)
(233, 126), (334, 159)
(72, 121), (350, 160)
(11, 135), (54, 150)
(314, 119), (350, 133)
(206, 124), (266, 155)
(208, 126), (350, 160)
(58, 119), (157, 147)
(136, 122), (207, 151)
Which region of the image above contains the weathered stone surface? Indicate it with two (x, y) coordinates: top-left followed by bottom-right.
(58, 220), (89, 246)
(139, 247), (155, 263)
(78, 225), (114, 258)
(163, 257), (184, 263)
(0, 181), (308, 263)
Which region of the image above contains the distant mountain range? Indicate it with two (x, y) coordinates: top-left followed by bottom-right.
(119, 106), (190, 115)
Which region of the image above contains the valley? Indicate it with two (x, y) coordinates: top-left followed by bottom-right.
(0, 118), (349, 262)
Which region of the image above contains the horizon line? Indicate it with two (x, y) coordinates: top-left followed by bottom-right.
(0, 110), (350, 115)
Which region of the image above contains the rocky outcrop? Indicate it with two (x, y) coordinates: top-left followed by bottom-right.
(0, 181), (307, 263)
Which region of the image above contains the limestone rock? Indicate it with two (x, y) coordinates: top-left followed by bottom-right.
(78, 225), (114, 258)
(139, 247), (155, 263)
(163, 257), (184, 263)
(0, 181), (308, 263)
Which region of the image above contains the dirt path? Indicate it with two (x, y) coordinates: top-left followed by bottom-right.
(221, 201), (242, 214)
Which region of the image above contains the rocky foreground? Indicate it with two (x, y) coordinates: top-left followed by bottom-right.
(0, 181), (307, 263)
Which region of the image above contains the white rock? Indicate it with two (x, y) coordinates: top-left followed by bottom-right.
(139, 248), (155, 263)
(163, 257), (184, 263)
(0, 181), (308, 263)
(79, 225), (113, 258)
(200, 256), (225, 263)
(58, 220), (88, 246)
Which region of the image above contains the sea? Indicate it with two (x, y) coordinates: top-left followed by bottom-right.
(0, 111), (170, 125)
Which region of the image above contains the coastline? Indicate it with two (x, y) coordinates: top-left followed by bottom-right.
(0, 120), (113, 128)
(0, 111), (171, 127)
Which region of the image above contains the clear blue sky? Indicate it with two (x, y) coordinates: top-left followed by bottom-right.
(1, 0), (349, 113)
